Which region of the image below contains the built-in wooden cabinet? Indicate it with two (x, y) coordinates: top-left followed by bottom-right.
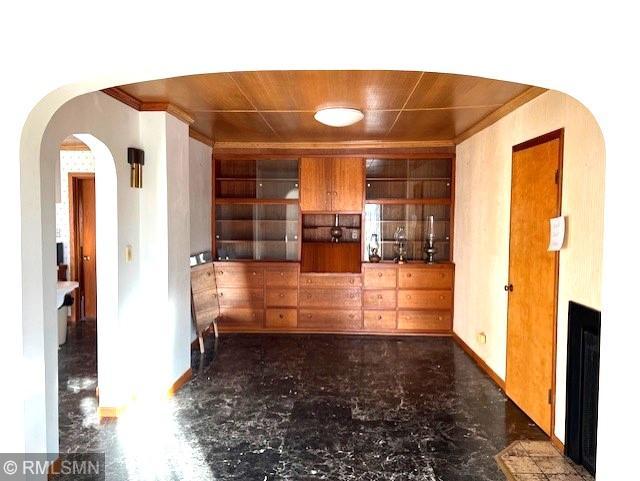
(211, 153), (455, 335)
(213, 261), (453, 335)
(300, 157), (364, 212)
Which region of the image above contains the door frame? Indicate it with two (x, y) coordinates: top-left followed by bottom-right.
(68, 172), (96, 322)
(505, 128), (564, 437)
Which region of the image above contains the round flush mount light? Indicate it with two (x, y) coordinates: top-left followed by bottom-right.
(314, 108), (364, 127)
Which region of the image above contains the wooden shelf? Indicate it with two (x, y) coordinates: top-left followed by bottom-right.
(217, 177), (299, 182)
(215, 198), (299, 205)
(367, 177), (451, 182)
(365, 198), (451, 205)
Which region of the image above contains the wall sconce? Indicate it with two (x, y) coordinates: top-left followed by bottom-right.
(127, 147), (144, 188)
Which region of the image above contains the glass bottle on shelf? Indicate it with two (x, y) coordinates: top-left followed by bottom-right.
(393, 226), (408, 264)
(368, 233), (381, 263)
(423, 215), (437, 264)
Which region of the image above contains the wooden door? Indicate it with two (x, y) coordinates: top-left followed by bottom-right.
(71, 175), (97, 319)
(300, 157), (331, 211)
(506, 130), (563, 435)
(331, 157), (364, 211)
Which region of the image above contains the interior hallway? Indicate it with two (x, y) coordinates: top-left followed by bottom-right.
(58, 326), (548, 480)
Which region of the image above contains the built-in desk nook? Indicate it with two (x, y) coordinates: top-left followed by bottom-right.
(212, 153), (455, 335)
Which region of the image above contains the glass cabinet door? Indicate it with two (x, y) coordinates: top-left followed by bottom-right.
(216, 159), (299, 199)
(215, 204), (299, 260)
(364, 204), (451, 262)
(365, 158), (452, 200)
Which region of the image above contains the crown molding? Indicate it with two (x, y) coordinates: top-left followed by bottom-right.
(101, 87), (194, 125)
(189, 128), (214, 147)
(454, 87), (548, 144)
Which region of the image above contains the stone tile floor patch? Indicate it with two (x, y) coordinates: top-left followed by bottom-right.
(496, 441), (594, 481)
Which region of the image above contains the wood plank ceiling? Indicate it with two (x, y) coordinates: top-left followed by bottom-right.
(116, 71), (539, 144)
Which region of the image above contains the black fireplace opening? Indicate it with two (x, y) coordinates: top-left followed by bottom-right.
(565, 301), (601, 476)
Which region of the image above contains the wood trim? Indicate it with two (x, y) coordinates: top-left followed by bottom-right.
(60, 139), (90, 151)
(101, 87), (195, 124)
(220, 329), (453, 337)
(454, 87), (548, 144)
(47, 457), (62, 479)
(189, 127), (214, 147)
(214, 140), (455, 158)
(452, 332), (506, 390)
(512, 128), (565, 153)
(550, 434), (565, 453)
(101, 87), (143, 110)
(167, 368), (193, 398)
(141, 102), (195, 125)
(98, 405), (127, 419)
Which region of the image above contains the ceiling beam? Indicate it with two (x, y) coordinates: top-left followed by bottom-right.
(454, 87), (548, 144)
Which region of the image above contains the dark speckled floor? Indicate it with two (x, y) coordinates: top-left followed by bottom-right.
(58, 321), (545, 480)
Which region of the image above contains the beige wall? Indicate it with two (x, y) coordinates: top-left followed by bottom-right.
(453, 89), (605, 442)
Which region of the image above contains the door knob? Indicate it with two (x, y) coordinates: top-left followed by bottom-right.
(82, 255), (91, 261)
(504, 284), (514, 292)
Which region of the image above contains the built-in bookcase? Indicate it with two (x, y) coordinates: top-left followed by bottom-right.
(364, 158), (454, 262)
(214, 159), (300, 261)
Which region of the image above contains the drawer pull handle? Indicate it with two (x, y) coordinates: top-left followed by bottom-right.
(349, 294), (355, 299)
(439, 295), (444, 300)
(212, 294), (217, 298)
(218, 271), (224, 275)
(377, 294), (383, 300)
(440, 273), (445, 278)
(307, 279), (312, 284)
(307, 314), (312, 319)
(279, 314), (284, 319)
(438, 316), (443, 321)
(252, 271), (257, 275)
(349, 279), (354, 284)
(219, 292), (224, 297)
(377, 315), (383, 320)
(406, 295), (411, 299)
(348, 314), (354, 318)
(377, 272), (383, 277)
(280, 272), (285, 276)
(206, 272), (211, 277)
(279, 293), (285, 298)
(407, 273), (412, 278)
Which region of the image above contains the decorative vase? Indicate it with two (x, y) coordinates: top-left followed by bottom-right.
(330, 214), (343, 243)
(369, 233), (381, 262)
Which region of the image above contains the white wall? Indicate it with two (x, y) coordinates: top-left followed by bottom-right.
(453, 90), (605, 443)
(189, 138), (212, 255)
(138, 112), (192, 396)
(40, 93), (192, 453)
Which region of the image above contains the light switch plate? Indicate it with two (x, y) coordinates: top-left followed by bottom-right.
(125, 245), (133, 263)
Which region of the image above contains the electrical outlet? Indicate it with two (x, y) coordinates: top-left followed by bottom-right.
(476, 332), (487, 345)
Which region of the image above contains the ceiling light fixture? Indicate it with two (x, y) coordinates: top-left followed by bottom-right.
(314, 108), (364, 127)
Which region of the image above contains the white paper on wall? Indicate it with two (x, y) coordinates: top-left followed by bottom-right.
(548, 216), (566, 251)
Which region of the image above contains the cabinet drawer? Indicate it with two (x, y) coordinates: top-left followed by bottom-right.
(299, 309), (362, 330)
(219, 308), (263, 328)
(363, 289), (396, 309)
(191, 263), (215, 293)
(300, 274), (362, 288)
(299, 288), (361, 308)
(218, 287), (263, 307)
(265, 267), (298, 287)
(363, 310), (397, 330)
(398, 267), (453, 289)
(265, 309), (297, 328)
(363, 266), (397, 289)
(397, 310), (451, 331)
(214, 264), (264, 288)
(397, 290), (452, 310)
(266, 288), (298, 307)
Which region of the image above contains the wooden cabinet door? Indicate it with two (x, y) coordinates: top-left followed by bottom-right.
(330, 157), (364, 211)
(300, 157), (331, 211)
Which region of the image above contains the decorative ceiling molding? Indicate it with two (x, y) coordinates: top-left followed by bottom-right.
(189, 127), (214, 147)
(213, 140), (455, 158)
(454, 87), (548, 144)
(101, 87), (197, 126)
